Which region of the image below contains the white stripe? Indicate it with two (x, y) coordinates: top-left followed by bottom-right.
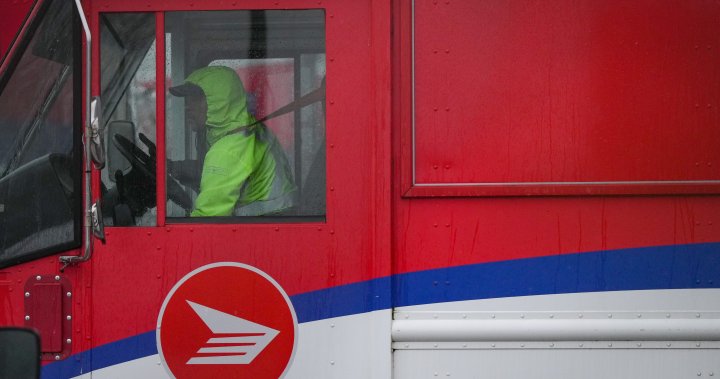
(187, 355), (248, 365)
(197, 346), (251, 353)
(207, 336), (259, 343)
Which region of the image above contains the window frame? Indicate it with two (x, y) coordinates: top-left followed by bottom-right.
(95, 7), (328, 227)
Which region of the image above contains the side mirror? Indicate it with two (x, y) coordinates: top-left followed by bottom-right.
(0, 328), (40, 379)
(107, 120), (136, 182)
(90, 97), (105, 169)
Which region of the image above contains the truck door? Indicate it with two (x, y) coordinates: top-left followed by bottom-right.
(86, 1), (391, 378)
(0, 0), (89, 372)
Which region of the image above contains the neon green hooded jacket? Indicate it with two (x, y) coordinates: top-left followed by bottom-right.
(181, 66), (296, 216)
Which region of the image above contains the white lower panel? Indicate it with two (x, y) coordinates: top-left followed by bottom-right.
(75, 356), (168, 379)
(285, 309), (392, 379)
(394, 349), (720, 379)
(394, 290), (720, 379)
(77, 310), (392, 379)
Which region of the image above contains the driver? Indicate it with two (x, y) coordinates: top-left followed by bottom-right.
(168, 66), (296, 217)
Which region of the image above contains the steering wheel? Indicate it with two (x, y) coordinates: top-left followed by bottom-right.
(112, 134), (194, 211)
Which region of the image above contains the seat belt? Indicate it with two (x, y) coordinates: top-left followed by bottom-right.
(228, 80), (326, 136)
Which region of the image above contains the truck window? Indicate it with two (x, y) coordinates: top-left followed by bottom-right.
(99, 13), (157, 226)
(0, 0), (80, 267)
(165, 10), (326, 221)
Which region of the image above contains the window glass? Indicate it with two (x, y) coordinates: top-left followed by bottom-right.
(99, 13), (157, 226)
(0, 0), (80, 266)
(165, 10), (326, 221)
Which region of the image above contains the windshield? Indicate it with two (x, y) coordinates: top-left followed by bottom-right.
(0, 0), (80, 267)
(0, 0), (75, 178)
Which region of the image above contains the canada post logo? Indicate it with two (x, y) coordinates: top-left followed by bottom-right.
(157, 263), (298, 378)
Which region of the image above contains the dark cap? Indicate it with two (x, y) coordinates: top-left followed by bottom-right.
(168, 82), (204, 97)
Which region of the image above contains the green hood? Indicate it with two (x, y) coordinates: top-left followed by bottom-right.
(184, 66), (257, 145)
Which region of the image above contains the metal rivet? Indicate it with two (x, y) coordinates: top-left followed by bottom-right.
(550, 343), (555, 347)
(666, 343), (672, 347)
(66, 292), (72, 297)
(55, 276), (60, 281)
(330, 324), (335, 328)
(433, 344), (438, 348)
(666, 314), (671, 318)
(25, 315), (30, 321)
(54, 355), (60, 361)
(696, 313), (701, 318)
(637, 343), (642, 347)
(520, 344), (525, 348)
(520, 314), (525, 319)
(637, 314), (642, 318)
(24, 292), (30, 297)
(696, 342), (702, 347)
(66, 339), (71, 344)
(549, 314), (554, 318)
(608, 343), (613, 347)
(36, 276), (41, 281)
(608, 314), (613, 318)
(491, 343), (496, 348)
(330, 361), (335, 365)
(491, 314), (496, 319)
(578, 314), (583, 318)
(404, 344), (409, 348)
(579, 343), (584, 347)
(66, 315), (72, 321)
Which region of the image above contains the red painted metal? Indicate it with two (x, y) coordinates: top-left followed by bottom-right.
(391, 0), (720, 274)
(0, 0), (39, 76)
(23, 275), (72, 359)
(0, 0), (34, 61)
(401, 0), (720, 197)
(79, 0), (393, 350)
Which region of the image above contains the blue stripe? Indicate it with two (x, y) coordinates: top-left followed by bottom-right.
(291, 276), (392, 323)
(40, 242), (720, 378)
(41, 331), (156, 379)
(393, 242), (720, 307)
